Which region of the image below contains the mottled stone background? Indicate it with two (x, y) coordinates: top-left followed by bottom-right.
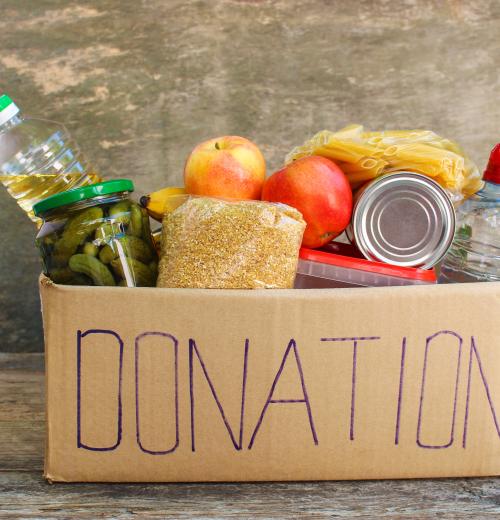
(0, 0), (498, 352)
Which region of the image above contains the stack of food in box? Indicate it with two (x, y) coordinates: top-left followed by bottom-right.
(30, 127), (498, 289)
(2, 95), (500, 484)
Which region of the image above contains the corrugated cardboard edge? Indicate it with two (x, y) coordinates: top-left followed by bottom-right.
(40, 276), (54, 482)
(40, 276), (75, 483)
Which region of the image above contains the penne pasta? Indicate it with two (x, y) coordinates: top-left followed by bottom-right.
(285, 125), (482, 201)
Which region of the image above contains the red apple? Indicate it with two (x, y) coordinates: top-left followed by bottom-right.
(262, 156), (352, 248)
(184, 136), (266, 200)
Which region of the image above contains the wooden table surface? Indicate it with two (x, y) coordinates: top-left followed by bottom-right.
(1, 353), (499, 519)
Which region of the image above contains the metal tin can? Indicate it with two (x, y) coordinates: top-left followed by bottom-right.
(347, 172), (455, 268)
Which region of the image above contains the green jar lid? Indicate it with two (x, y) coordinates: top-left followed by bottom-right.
(33, 179), (134, 216)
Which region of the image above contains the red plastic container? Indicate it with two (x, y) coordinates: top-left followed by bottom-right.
(295, 247), (437, 289)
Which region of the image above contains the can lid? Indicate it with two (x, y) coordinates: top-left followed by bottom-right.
(33, 179), (134, 216)
(352, 172), (455, 268)
(0, 94), (20, 126)
(483, 143), (500, 184)
(299, 247), (437, 282)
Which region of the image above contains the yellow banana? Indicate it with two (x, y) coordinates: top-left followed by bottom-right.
(140, 186), (187, 222)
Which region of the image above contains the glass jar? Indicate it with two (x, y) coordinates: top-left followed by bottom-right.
(33, 179), (158, 287)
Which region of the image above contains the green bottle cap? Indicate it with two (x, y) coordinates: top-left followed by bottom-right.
(33, 179), (135, 217)
(0, 94), (14, 111)
(0, 94), (20, 125)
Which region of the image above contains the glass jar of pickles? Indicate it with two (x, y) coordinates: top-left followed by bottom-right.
(33, 179), (158, 287)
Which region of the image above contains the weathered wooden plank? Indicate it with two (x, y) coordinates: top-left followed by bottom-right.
(1, 471), (500, 519)
(0, 353), (44, 372)
(0, 472), (499, 519)
(0, 353), (499, 519)
(0, 354), (45, 471)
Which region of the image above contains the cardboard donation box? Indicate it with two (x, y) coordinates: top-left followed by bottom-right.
(40, 276), (500, 482)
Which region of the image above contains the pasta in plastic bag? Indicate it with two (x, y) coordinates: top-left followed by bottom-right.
(157, 196), (305, 289)
(286, 125), (483, 202)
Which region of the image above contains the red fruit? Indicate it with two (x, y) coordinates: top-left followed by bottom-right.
(262, 155), (352, 248)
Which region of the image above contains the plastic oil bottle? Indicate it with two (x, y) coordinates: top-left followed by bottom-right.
(440, 143), (500, 282)
(0, 94), (100, 223)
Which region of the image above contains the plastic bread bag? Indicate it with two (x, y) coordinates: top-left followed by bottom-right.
(157, 196), (306, 289)
(286, 125), (483, 203)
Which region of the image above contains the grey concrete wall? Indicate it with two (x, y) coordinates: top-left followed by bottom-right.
(0, 0), (499, 351)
